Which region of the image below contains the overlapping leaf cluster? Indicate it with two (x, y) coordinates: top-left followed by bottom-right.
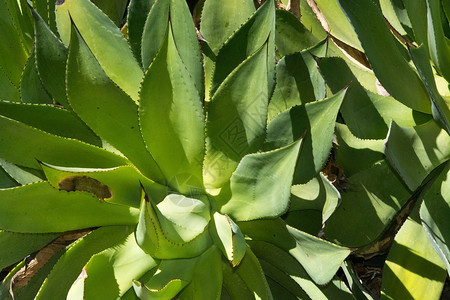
(0, 0), (449, 299)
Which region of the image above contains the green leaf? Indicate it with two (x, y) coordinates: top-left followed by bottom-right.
(0, 231), (58, 270)
(127, 0), (155, 64)
(426, 0), (450, 83)
(0, 101), (101, 146)
(319, 57), (431, 139)
(0, 159), (43, 184)
(140, 26), (204, 193)
(420, 162), (450, 276)
(274, 9), (320, 56)
(341, 261), (375, 300)
(287, 226), (351, 285)
(55, 0), (70, 46)
(178, 245), (223, 300)
(33, 0), (57, 33)
(133, 258), (195, 299)
(210, 212), (247, 267)
(170, 0), (204, 97)
(32, 8), (69, 109)
(210, 0), (275, 97)
(218, 139), (302, 222)
(0, 115), (127, 170)
(141, 0), (170, 70)
(66, 24), (164, 182)
(64, 0), (143, 101)
(41, 163), (167, 208)
(200, 0), (255, 102)
(91, 0), (128, 26)
(268, 51), (326, 121)
(381, 202), (447, 300)
(36, 226), (135, 299)
(4, 0), (34, 54)
(20, 51), (53, 105)
(403, 0), (428, 50)
(290, 172), (340, 223)
(410, 45), (450, 134)
(82, 231), (158, 298)
(0, 182), (139, 233)
(0, 69), (20, 102)
(0, 4), (29, 90)
(0, 165), (18, 189)
(334, 123), (384, 177)
(136, 189), (212, 259)
(337, 0), (431, 113)
(204, 43), (268, 190)
(384, 120), (450, 191)
(266, 88), (346, 184)
(325, 161), (412, 247)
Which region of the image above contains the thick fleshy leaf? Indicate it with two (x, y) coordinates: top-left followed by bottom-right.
(287, 226), (350, 285)
(420, 162), (450, 275)
(0, 3), (29, 89)
(82, 231), (158, 299)
(66, 24), (164, 182)
(63, 0), (143, 101)
(0, 115), (127, 170)
(133, 258), (195, 299)
(32, 8), (69, 108)
(403, 0), (428, 50)
(140, 0), (170, 70)
(384, 120), (450, 191)
(325, 161), (412, 247)
(41, 163), (167, 208)
(381, 203), (447, 299)
(35, 226), (135, 299)
(341, 261), (375, 300)
(210, 0), (275, 97)
(204, 43), (268, 190)
(337, 0), (431, 113)
(0, 101), (100, 146)
(0, 165), (18, 189)
(410, 45), (450, 134)
(210, 212), (246, 267)
(91, 0), (128, 26)
(290, 172), (340, 223)
(178, 246), (223, 300)
(266, 89), (346, 184)
(0, 231), (58, 270)
(33, 0), (57, 33)
(4, 0), (34, 53)
(136, 190), (212, 259)
(268, 51), (326, 120)
(20, 52), (53, 105)
(170, 0), (203, 96)
(140, 27), (204, 193)
(127, 0), (155, 64)
(426, 0), (450, 83)
(274, 9), (320, 56)
(55, 0), (70, 46)
(319, 57), (431, 139)
(0, 159), (43, 184)
(0, 182), (139, 233)
(200, 0), (255, 102)
(334, 123), (384, 177)
(218, 139), (302, 222)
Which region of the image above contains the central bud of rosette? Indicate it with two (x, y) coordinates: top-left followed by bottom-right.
(135, 187), (247, 267)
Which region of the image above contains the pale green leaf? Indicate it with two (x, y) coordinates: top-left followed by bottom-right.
(64, 0), (142, 101)
(83, 231), (158, 298)
(381, 202), (446, 299)
(338, 0), (431, 113)
(66, 24), (164, 182)
(266, 89), (346, 184)
(384, 120), (450, 191)
(0, 182), (139, 233)
(140, 26), (204, 194)
(420, 162), (450, 276)
(218, 139), (302, 222)
(0, 159), (43, 184)
(0, 115), (127, 170)
(204, 43), (268, 190)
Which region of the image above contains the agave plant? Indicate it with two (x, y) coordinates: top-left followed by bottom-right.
(0, 0), (358, 298)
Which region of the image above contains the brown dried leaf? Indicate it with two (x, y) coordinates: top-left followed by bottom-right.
(58, 176), (112, 200)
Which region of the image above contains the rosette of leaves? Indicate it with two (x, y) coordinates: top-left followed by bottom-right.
(0, 0), (353, 298)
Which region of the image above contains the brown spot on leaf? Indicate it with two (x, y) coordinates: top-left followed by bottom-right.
(55, 0), (65, 6)
(58, 176), (112, 200)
